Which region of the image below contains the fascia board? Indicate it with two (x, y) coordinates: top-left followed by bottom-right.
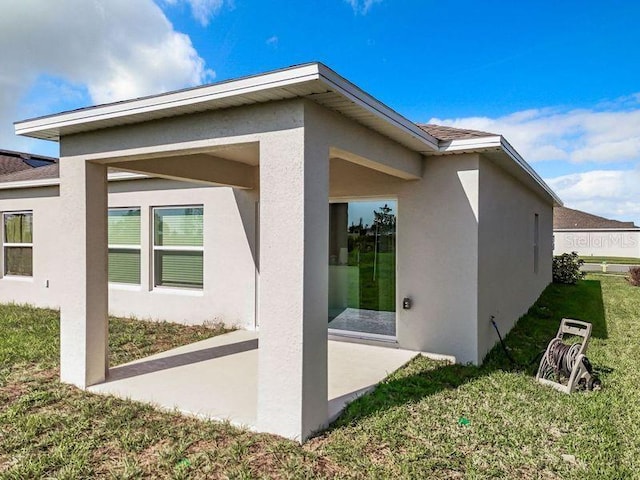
(499, 137), (563, 206)
(0, 178), (60, 190)
(14, 64), (323, 138)
(0, 172), (148, 190)
(14, 62), (441, 153)
(438, 136), (502, 152)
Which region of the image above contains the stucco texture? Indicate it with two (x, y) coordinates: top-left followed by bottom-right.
(1, 96), (556, 438)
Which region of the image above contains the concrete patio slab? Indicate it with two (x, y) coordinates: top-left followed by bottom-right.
(88, 330), (418, 431)
(327, 340), (417, 421)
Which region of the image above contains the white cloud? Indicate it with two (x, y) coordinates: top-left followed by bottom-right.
(345, 0), (383, 15)
(430, 96), (640, 225)
(429, 98), (640, 165)
(546, 170), (640, 226)
(0, 0), (213, 152)
(163, 0), (227, 26)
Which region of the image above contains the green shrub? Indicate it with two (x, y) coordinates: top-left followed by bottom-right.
(629, 266), (640, 287)
(553, 251), (585, 284)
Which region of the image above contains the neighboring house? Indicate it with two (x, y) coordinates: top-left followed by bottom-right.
(2, 63), (560, 440)
(0, 149), (57, 175)
(554, 206), (640, 258)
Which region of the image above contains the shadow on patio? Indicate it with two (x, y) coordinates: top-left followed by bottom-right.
(107, 338), (259, 381)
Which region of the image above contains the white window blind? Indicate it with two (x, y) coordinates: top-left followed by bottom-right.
(3, 211), (33, 277)
(153, 206), (203, 289)
(108, 208), (141, 284)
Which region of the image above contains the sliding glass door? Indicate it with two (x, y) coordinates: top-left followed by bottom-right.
(328, 199), (397, 338)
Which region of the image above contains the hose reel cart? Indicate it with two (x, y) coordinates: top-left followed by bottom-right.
(536, 318), (601, 393)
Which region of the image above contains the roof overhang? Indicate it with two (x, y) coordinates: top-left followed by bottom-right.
(432, 135), (563, 206)
(0, 177), (59, 190)
(0, 171), (147, 191)
(14, 62), (560, 206)
(14, 62), (440, 152)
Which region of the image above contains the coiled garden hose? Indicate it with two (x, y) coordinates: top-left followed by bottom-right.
(538, 338), (602, 391)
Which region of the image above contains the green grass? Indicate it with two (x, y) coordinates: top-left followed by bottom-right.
(2, 276), (640, 478)
(579, 256), (640, 265)
(346, 252), (395, 312)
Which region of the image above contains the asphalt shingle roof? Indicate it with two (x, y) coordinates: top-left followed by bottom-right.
(0, 149), (57, 177)
(417, 124), (497, 142)
(0, 163), (59, 183)
(554, 206), (638, 229)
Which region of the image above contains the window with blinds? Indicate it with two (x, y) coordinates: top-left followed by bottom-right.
(108, 208), (141, 284)
(153, 206), (203, 289)
(3, 211), (33, 277)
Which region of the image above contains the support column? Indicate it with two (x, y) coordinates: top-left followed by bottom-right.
(59, 159), (109, 388)
(257, 128), (329, 441)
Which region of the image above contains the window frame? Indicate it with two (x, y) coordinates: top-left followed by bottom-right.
(2, 210), (34, 278)
(152, 205), (204, 291)
(108, 207), (142, 286)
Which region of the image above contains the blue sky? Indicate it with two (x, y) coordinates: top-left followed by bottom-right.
(1, 0), (639, 223)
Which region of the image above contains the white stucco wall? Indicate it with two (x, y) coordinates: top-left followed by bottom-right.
(2, 90), (563, 442)
(256, 122), (330, 440)
(397, 155), (481, 364)
(477, 157), (553, 362)
(0, 179), (258, 329)
(553, 230), (640, 258)
(0, 186), (63, 308)
(330, 147), (553, 365)
(299, 100), (479, 363)
(330, 154), (481, 364)
(2, 97), (556, 371)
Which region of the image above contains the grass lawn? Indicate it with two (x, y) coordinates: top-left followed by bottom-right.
(347, 252), (395, 312)
(2, 275), (640, 478)
(579, 256), (640, 265)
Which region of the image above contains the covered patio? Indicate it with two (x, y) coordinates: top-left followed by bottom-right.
(15, 63), (448, 441)
(88, 330), (418, 429)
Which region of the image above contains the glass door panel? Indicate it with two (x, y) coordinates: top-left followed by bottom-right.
(328, 200), (396, 337)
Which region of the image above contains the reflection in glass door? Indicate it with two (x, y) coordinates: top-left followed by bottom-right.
(328, 199), (396, 338)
